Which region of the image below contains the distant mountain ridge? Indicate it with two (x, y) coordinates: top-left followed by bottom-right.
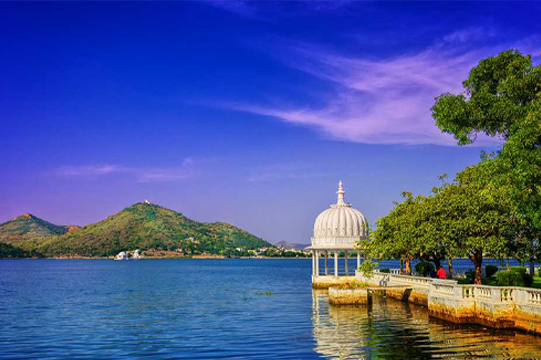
(0, 213), (78, 248)
(0, 202), (271, 258)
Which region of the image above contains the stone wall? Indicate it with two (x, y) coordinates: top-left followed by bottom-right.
(354, 270), (541, 335)
(429, 282), (541, 333)
(355, 272), (456, 306)
(328, 288), (371, 306)
(312, 275), (356, 289)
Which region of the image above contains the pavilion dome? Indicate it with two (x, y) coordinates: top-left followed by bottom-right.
(311, 181), (368, 250)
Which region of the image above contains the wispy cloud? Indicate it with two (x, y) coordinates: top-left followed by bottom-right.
(202, 0), (355, 20)
(443, 27), (496, 44)
(203, 0), (258, 18)
(214, 29), (537, 146)
(53, 157), (194, 183)
(54, 164), (128, 177)
(248, 163), (327, 182)
(137, 158), (194, 183)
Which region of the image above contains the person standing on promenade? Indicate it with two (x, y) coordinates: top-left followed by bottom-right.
(436, 266), (446, 279)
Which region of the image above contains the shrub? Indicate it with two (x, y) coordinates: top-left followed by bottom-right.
(415, 260), (435, 277)
(485, 264), (499, 278)
(378, 268), (390, 273)
(358, 259), (378, 279)
(463, 270), (475, 284)
(496, 268), (533, 287)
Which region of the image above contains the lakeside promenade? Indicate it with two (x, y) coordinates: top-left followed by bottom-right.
(323, 270), (541, 335)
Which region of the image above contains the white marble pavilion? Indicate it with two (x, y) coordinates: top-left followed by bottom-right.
(307, 181), (369, 280)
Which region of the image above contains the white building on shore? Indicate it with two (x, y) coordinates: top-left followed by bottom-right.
(114, 251), (129, 261)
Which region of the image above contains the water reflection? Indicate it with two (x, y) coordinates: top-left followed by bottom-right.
(312, 290), (541, 359)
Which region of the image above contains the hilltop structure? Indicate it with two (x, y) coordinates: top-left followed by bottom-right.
(308, 181), (369, 286)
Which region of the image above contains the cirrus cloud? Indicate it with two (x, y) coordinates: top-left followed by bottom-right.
(214, 29), (538, 146)
(53, 157), (195, 183)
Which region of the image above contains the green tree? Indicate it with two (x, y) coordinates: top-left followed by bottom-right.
(417, 184), (461, 276)
(434, 172), (514, 284)
(432, 49), (541, 145)
(370, 192), (425, 275)
(432, 49), (541, 273)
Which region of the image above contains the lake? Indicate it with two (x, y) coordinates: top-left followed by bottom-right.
(1, 259), (541, 359)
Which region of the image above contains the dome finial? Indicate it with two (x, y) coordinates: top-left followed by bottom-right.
(337, 180), (345, 205)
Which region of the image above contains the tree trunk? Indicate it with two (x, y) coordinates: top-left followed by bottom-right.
(400, 259), (404, 275)
(433, 258), (441, 270)
(405, 259), (412, 275)
(447, 258), (453, 279)
(472, 251), (483, 285)
(530, 260), (535, 277)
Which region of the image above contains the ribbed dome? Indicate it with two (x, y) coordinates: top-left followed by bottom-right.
(311, 181), (368, 250)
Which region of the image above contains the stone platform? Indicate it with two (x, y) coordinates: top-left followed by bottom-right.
(312, 275), (357, 289)
(328, 285), (411, 306)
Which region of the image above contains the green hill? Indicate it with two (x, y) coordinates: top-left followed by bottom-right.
(35, 202), (271, 257)
(0, 213), (76, 249)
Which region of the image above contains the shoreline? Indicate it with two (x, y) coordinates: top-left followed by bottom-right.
(0, 256), (312, 260)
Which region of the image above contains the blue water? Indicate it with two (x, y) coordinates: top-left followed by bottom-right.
(1, 259), (541, 359)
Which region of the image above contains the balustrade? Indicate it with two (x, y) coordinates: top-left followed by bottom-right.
(431, 282), (454, 296)
(359, 269), (541, 308)
(461, 286), (475, 299)
(500, 288), (514, 302)
(526, 289), (541, 305)
(475, 286), (492, 300)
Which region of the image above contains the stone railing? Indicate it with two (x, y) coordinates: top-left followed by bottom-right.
(460, 285), (475, 299)
(524, 288), (541, 305)
(357, 271), (458, 306)
(355, 269), (541, 334)
(474, 285), (493, 301)
(370, 271), (457, 288)
(430, 281), (455, 296)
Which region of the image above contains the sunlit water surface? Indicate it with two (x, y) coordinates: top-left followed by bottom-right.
(1, 259), (541, 359)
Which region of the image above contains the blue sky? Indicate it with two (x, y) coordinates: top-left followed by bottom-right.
(1, 1), (540, 244)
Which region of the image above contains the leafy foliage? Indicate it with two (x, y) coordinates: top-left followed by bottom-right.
(0, 243), (30, 258)
(485, 264), (499, 278)
(369, 192), (425, 275)
(432, 49), (541, 145)
(433, 49), (541, 274)
(368, 49), (539, 284)
(415, 260), (435, 277)
(358, 259), (378, 279)
(496, 268), (533, 287)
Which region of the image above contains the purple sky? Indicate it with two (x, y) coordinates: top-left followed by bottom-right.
(1, 1), (540, 244)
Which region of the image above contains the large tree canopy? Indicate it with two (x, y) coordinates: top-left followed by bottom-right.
(369, 50), (541, 283)
(433, 49), (541, 273)
(432, 49), (541, 145)
(369, 177), (514, 284)
(369, 192), (425, 275)
(450, 168), (515, 284)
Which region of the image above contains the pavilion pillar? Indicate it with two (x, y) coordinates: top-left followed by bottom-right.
(324, 251), (328, 275)
(345, 251), (349, 275)
(312, 250), (316, 276)
(357, 252), (361, 270)
(315, 250), (320, 276)
(334, 251), (338, 277)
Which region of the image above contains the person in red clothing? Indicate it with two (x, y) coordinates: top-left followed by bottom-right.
(436, 266), (446, 279)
